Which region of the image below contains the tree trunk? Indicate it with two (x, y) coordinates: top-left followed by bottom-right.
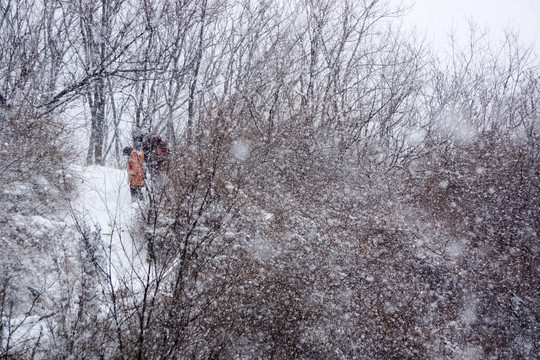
(187, 0), (207, 146)
(85, 0), (109, 165)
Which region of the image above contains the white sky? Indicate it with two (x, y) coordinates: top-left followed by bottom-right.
(400, 0), (540, 57)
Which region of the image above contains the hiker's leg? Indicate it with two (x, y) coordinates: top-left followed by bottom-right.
(130, 187), (137, 202)
(136, 186), (144, 200)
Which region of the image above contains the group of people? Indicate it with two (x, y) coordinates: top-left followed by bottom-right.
(123, 128), (169, 202)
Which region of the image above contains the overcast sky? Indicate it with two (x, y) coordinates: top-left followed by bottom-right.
(400, 0), (540, 57)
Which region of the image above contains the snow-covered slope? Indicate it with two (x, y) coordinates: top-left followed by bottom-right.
(74, 165), (131, 236)
(72, 165), (148, 284)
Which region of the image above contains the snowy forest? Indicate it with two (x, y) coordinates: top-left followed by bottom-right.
(1, 0), (539, 358)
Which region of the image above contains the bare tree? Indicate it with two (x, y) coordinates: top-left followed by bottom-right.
(78, 0), (120, 165)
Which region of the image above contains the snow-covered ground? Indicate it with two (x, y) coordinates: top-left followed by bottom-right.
(3, 165), (137, 351)
(77, 164), (149, 274)
(75, 165), (131, 229)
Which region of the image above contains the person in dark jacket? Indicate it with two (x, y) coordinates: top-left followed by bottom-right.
(142, 132), (169, 176)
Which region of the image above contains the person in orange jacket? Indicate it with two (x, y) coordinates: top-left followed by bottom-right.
(123, 146), (145, 202)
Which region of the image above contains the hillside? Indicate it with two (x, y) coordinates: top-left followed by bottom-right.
(1, 0), (539, 358)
